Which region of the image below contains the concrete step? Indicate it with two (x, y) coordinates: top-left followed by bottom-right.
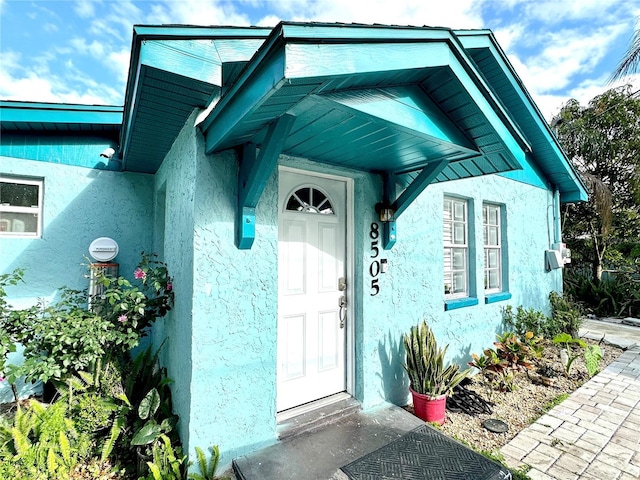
(233, 403), (424, 480)
(277, 396), (362, 440)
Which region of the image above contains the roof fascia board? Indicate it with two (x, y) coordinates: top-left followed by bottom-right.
(199, 24), (287, 145)
(0, 101), (122, 125)
(133, 24), (272, 40)
(284, 42), (450, 78)
(120, 25), (271, 169)
(139, 39), (267, 85)
(445, 58), (526, 167)
(202, 45), (287, 154)
(279, 22), (453, 41)
(455, 30), (588, 201)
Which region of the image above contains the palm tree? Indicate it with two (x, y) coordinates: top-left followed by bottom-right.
(612, 23), (640, 81)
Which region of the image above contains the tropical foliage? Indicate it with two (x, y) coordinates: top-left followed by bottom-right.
(554, 85), (640, 280)
(403, 320), (470, 397)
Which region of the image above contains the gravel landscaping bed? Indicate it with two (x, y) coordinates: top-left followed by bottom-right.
(405, 338), (623, 453)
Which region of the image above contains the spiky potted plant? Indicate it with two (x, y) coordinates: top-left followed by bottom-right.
(403, 320), (470, 424)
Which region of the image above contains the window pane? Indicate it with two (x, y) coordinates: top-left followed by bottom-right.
(0, 182), (39, 207)
(286, 187), (334, 214)
(453, 202), (465, 221)
(0, 212), (38, 233)
(444, 199), (452, 220)
(452, 249), (465, 269)
(488, 270), (500, 289)
(444, 223), (452, 243)
(488, 249), (498, 268)
(453, 223), (465, 244)
(453, 272), (465, 293)
(489, 226), (499, 245)
(489, 206), (498, 225)
(444, 271), (452, 294)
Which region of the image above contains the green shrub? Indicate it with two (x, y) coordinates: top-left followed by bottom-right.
(0, 254), (174, 386)
(503, 305), (549, 338)
(549, 291), (583, 336)
(504, 293), (582, 339)
(0, 400), (93, 480)
(564, 269), (640, 317)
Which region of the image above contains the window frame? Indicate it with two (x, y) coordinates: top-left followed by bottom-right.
(443, 196), (469, 299)
(483, 203), (502, 294)
(0, 176), (43, 238)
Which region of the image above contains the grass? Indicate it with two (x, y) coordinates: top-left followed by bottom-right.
(541, 393), (570, 413)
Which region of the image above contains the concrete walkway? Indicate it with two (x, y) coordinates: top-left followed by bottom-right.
(500, 319), (640, 480)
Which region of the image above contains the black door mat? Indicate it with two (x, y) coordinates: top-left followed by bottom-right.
(341, 424), (512, 480)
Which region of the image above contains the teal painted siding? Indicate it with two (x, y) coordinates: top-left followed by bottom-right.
(1, 133), (120, 170)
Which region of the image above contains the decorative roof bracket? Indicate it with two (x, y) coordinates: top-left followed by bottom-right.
(236, 113), (296, 249)
(381, 159), (450, 249)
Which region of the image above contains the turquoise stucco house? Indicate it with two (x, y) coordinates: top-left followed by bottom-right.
(0, 22), (586, 468)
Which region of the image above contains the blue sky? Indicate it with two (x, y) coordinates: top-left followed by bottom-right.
(0, 0), (638, 120)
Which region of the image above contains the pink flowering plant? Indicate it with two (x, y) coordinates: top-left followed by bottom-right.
(0, 253), (174, 386)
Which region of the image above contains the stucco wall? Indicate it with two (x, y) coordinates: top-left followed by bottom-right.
(0, 155), (154, 401)
(0, 156), (154, 301)
(357, 173), (561, 409)
(151, 111), (198, 455)
(188, 136), (280, 463)
(160, 129), (561, 467)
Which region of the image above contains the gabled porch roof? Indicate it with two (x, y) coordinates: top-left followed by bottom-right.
(117, 22), (587, 248)
(199, 22), (530, 181)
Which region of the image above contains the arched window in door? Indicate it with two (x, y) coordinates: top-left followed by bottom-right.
(285, 187), (334, 215)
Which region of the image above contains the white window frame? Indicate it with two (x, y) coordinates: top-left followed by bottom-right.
(483, 203), (502, 293)
(0, 176), (43, 238)
(444, 196), (468, 299)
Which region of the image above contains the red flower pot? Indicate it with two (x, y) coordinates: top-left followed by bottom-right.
(410, 388), (446, 425)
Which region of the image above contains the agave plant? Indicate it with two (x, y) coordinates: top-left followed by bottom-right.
(403, 320), (470, 397)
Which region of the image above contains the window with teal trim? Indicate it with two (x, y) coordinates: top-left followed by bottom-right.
(483, 203), (511, 304)
(0, 177), (43, 238)
(483, 203), (502, 293)
(444, 197), (468, 298)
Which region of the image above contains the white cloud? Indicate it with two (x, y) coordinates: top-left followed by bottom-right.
(493, 23), (524, 52)
(517, 0), (631, 25)
(262, 0), (485, 29)
(147, 0), (252, 26)
(74, 0), (99, 19)
(107, 48), (132, 85)
(70, 38), (107, 58)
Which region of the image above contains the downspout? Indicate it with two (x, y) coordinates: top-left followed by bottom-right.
(553, 188), (561, 246)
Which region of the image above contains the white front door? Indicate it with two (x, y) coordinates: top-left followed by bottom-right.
(277, 169), (347, 412)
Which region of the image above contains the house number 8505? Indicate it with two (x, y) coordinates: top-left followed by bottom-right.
(370, 222), (380, 296)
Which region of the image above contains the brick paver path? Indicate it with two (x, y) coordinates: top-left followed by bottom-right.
(500, 346), (640, 480)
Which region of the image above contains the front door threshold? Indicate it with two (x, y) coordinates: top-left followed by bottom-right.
(233, 403), (425, 480)
(277, 393), (359, 440)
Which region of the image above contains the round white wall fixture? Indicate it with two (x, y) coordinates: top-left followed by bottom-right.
(88, 237), (119, 262)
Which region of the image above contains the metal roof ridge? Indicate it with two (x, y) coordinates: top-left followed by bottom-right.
(1, 100), (122, 111)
